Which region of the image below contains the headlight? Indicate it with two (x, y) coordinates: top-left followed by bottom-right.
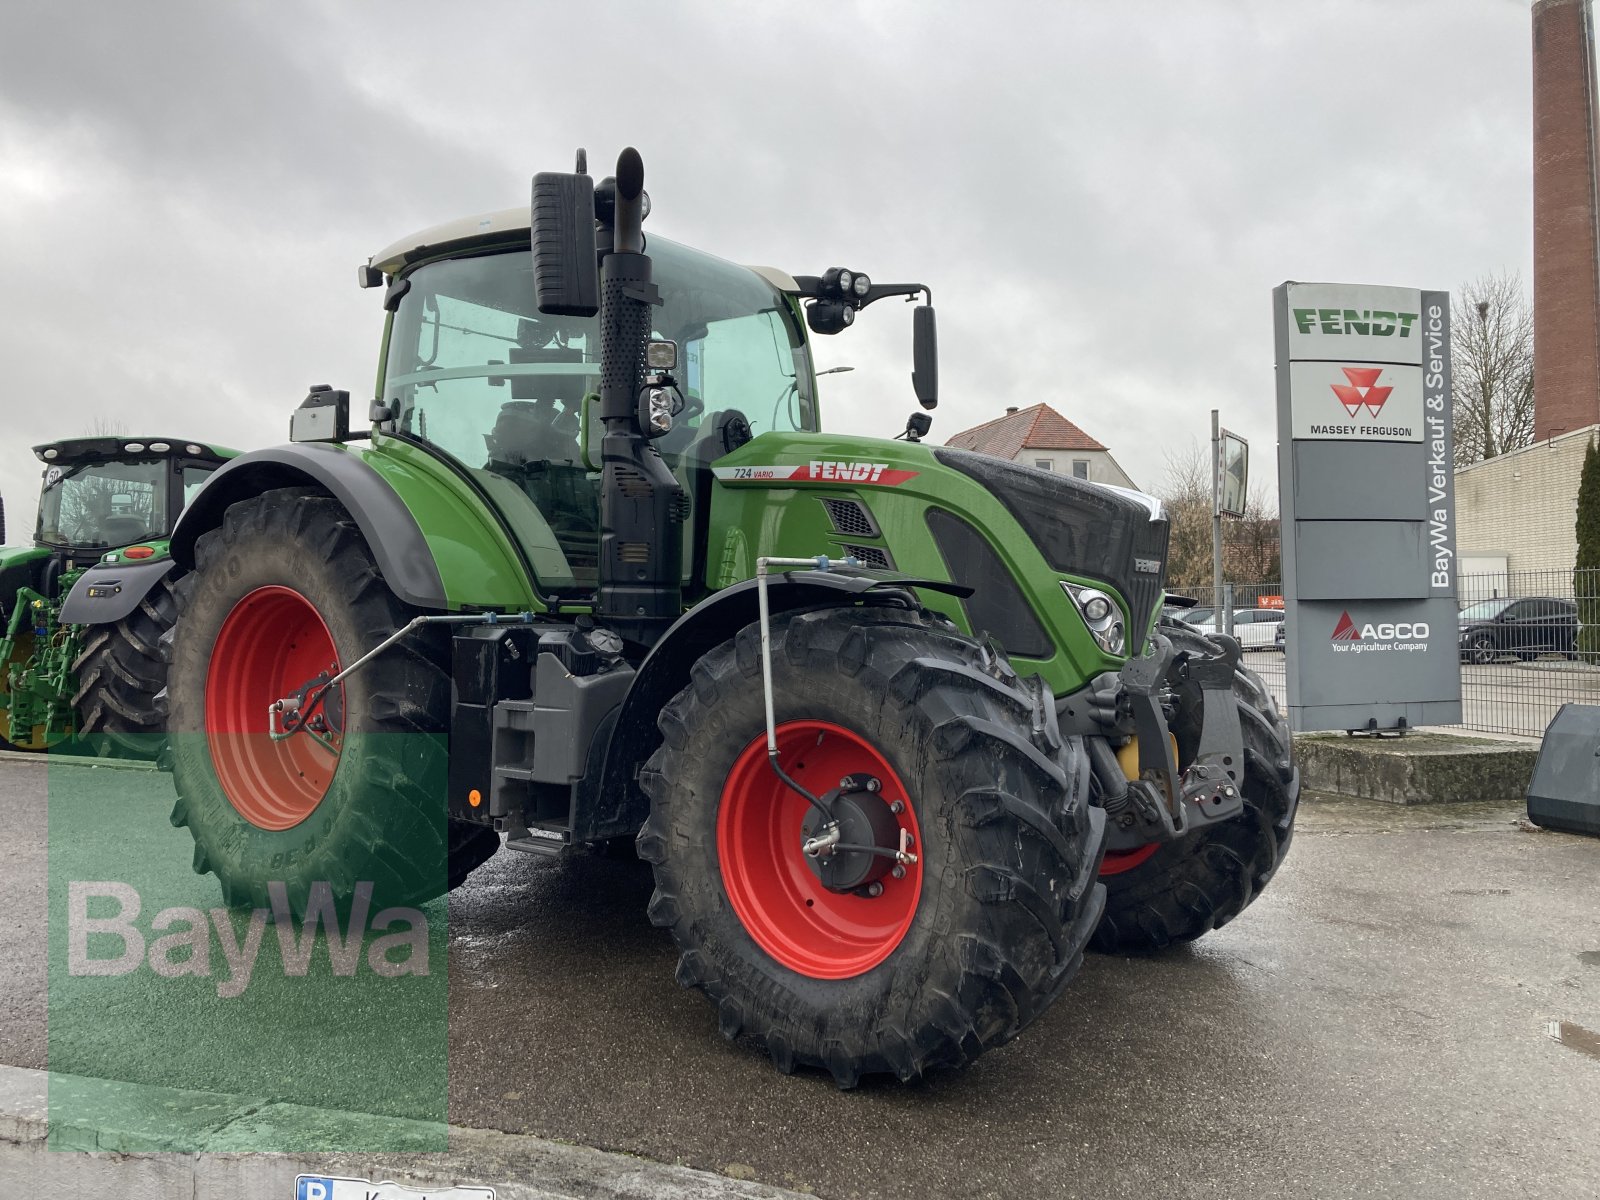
(837, 269), (854, 294)
(852, 273), (871, 297)
(1061, 583), (1127, 655)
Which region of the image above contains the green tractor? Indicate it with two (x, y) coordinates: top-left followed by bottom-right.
(0, 437), (235, 755)
(162, 149), (1298, 1085)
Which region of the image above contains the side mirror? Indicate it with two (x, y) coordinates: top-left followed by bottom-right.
(912, 305), (938, 409)
(530, 159), (600, 317)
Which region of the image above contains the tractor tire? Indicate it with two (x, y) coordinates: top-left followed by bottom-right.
(1091, 620), (1299, 953)
(637, 605), (1107, 1087)
(70, 574), (176, 760)
(164, 487), (497, 912)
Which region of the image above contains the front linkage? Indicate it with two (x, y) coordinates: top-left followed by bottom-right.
(1062, 629), (1247, 853)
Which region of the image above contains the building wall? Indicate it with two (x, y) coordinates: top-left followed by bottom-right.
(1454, 424), (1596, 574)
(1016, 449), (1136, 489)
(1532, 0), (1600, 441)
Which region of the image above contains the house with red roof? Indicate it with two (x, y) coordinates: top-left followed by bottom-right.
(943, 404), (1137, 488)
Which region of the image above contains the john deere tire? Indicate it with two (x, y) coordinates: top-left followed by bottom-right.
(637, 605), (1107, 1087)
(1092, 620), (1299, 952)
(70, 574), (176, 760)
(164, 487), (496, 912)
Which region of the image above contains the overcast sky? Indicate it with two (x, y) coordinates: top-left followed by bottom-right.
(0, 0), (1534, 538)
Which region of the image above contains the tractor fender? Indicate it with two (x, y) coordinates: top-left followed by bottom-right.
(590, 572), (969, 839)
(59, 558), (177, 625)
(169, 444), (447, 610)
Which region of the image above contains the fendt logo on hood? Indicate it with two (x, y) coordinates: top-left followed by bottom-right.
(1329, 610), (1431, 654)
(1330, 367), (1392, 418)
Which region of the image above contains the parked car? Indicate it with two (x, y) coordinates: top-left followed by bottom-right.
(1187, 607), (1286, 650)
(1458, 596), (1579, 664)
(1162, 603), (1215, 626)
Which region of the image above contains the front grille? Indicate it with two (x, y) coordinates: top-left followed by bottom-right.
(839, 543), (893, 570)
(1124, 518), (1170, 653)
(820, 497), (879, 538)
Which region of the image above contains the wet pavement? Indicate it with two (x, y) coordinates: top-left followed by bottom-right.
(3, 759), (1598, 1198)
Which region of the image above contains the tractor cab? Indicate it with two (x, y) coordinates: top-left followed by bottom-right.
(371, 224), (818, 599)
(29, 437), (233, 578)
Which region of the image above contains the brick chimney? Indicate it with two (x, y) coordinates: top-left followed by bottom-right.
(1533, 0), (1600, 441)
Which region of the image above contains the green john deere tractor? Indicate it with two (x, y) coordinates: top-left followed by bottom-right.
(162, 148), (1298, 1085)
(0, 437), (235, 755)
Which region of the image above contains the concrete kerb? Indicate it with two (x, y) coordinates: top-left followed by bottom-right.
(0, 1065), (809, 1200)
(1294, 730), (1538, 805)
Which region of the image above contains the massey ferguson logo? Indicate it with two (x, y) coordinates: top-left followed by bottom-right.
(1330, 367), (1391, 418)
(1330, 610), (1431, 653)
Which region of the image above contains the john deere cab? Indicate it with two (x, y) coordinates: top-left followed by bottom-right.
(0, 437), (235, 754)
(162, 149), (1298, 1085)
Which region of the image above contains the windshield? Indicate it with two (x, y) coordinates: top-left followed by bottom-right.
(1459, 598), (1513, 621)
(36, 459), (168, 550)
(382, 238), (815, 592)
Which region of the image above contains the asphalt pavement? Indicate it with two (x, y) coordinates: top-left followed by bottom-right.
(2, 756), (1598, 1199)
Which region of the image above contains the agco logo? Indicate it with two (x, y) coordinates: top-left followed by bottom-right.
(1330, 367), (1391, 418)
(1293, 308), (1419, 337)
(1330, 611), (1431, 654)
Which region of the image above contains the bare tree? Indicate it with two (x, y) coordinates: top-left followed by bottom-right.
(1156, 439), (1280, 596)
(1156, 440), (1213, 592)
(84, 415), (130, 437)
(1452, 272), (1535, 467)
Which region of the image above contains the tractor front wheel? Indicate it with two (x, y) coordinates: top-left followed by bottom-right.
(1092, 620), (1299, 952)
(164, 487), (497, 911)
(638, 605), (1106, 1086)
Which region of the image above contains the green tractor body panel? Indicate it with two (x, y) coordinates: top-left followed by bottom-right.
(703, 430), (1148, 694)
(351, 436), (546, 612)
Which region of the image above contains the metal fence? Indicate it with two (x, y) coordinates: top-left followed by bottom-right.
(1171, 569), (1598, 738)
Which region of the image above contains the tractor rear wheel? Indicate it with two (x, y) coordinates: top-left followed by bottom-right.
(637, 605), (1106, 1087)
(1092, 620), (1299, 952)
(70, 574), (176, 759)
(164, 487), (497, 911)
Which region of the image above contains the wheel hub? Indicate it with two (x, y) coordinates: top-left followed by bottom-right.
(799, 774), (902, 893)
(717, 721), (923, 979)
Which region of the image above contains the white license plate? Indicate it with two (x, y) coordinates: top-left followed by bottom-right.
(295, 1175), (495, 1200)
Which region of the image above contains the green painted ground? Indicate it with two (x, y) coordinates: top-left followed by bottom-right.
(46, 752), (448, 1152)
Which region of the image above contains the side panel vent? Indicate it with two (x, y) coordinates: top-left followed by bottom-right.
(820, 498), (879, 538)
(838, 544), (894, 570)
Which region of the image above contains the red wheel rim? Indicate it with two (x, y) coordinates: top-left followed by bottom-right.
(1099, 842), (1160, 876)
(717, 721), (922, 980)
(205, 586), (342, 831)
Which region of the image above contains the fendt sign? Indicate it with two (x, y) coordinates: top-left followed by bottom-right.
(1274, 282), (1462, 732)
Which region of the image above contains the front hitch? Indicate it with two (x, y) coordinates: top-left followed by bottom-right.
(1065, 631), (1247, 852)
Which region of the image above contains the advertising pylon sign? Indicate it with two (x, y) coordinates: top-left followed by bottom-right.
(1274, 282), (1463, 732)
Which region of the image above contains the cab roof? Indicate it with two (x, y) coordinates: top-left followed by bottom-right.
(31, 437), (237, 464)
(368, 206), (800, 294)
